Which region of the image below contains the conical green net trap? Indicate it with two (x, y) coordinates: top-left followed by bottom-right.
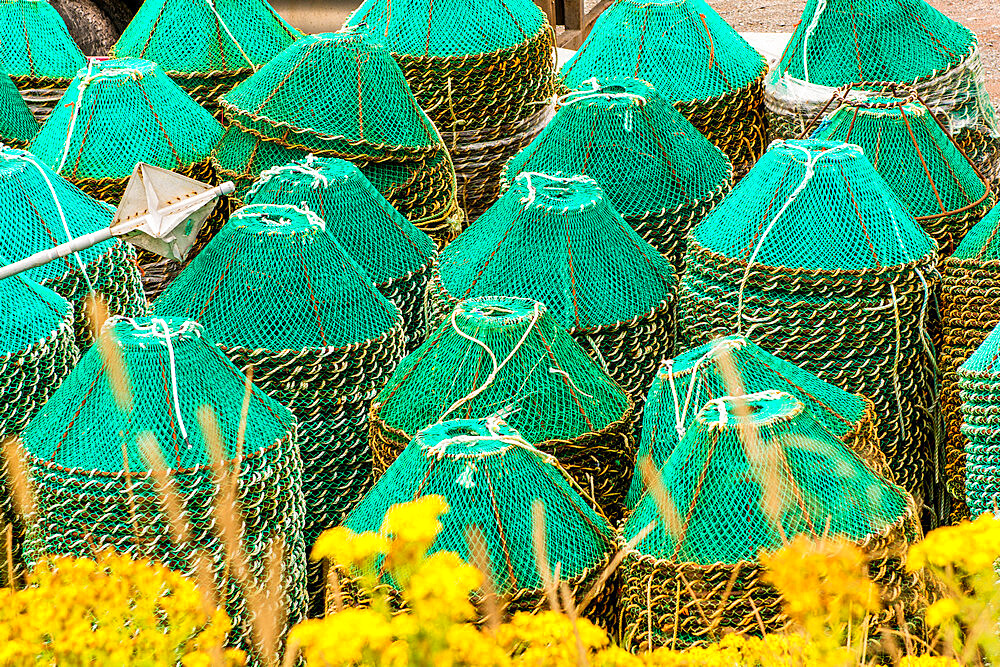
(620, 391), (923, 650)
(213, 29), (463, 246)
(111, 0), (301, 112)
(0, 275), (77, 586)
(19, 316), (306, 655)
(766, 0), (1000, 185)
(940, 203), (1000, 521)
(0, 146), (146, 346)
(0, 0), (85, 123)
(678, 139), (939, 507)
(370, 295), (635, 520)
(0, 70), (39, 149)
(560, 0), (768, 180)
(154, 203), (406, 546)
(28, 57), (227, 299)
(505, 77), (733, 272)
(343, 417), (616, 623)
(627, 334), (889, 510)
(810, 83), (995, 255)
(431, 172), (675, 425)
(244, 156), (437, 352)
(345, 0), (556, 221)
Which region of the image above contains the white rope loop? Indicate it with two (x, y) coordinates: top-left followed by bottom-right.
(515, 171), (592, 208)
(201, 0), (255, 68)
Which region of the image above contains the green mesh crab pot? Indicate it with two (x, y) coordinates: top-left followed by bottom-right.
(0, 147), (145, 345)
(505, 77), (732, 271)
(766, 0), (1000, 185)
(214, 29), (463, 246)
(345, 0), (556, 222)
(430, 173), (675, 426)
(0, 0), (85, 123)
(0, 275), (77, 586)
(560, 0), (768, 180)
(343, 417), (617, 624)
(957, 323), (1000, 518)
(0, 71), (39, 148)
(626, 335), (888, 510)
(110, 0), (300, 113)
(244, 156), (436, 352)
(948, 217), (1000, 519)
(678, 139), (939, 505)
(810, 83), (995, 255)
(619, 391), (924, 651)
(370, 296), (635, 520)
(19, 316), (306, 653)
(154, 204), (406, 544)
(28, 57), (227, 298)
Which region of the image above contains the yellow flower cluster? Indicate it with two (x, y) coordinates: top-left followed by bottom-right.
(908, 512), (1000, 573)
(0, 549), (243, 666)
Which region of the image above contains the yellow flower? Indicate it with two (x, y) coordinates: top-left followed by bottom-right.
(405, 551), (481, 623)
(312, 526), (389, 567)
(908, 513), (1000, 573)
(382, 495), (449, 546)
(925, 598), (960, 627)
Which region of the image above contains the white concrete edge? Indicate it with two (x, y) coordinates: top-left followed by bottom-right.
(555, 32), (793, 70)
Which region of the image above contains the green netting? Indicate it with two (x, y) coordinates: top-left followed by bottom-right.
(20, 316), (305, 651)
(0, 70), (38, 147)
(505, 77), (732, 267)
(437, 173), (674, 329)
(220, 30), (442, 157)
(153, 203), (400, 352)
(371, 296), (635, 517)
(623, 391), (910, 563)
(688, 139), (936, 272)
(775, 0), (974, 88)
(245, 156), (435, 285)
(153, 204), (406, 547)
(29, 57), (224, 180)
(211, 124), (308, 196)
(812, 89), (994, 254)
(111, 0), (300, 78)
(954, 202), (1000, 260)
(561, 0), (765, 104)
(0, 274), (73, 355)
(346, 0), (545, 57)
(627, 335), (887, 509)
(0, 146), (146, 342)
(679, 139), (939, 504)
(958, 323), (1000, 517)
(344, 417), (615, 598)
(0, 0), (84, 78)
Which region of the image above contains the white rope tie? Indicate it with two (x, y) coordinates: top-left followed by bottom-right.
(234, 203), (326, 231)
(128, 318), (196, 443)
(515, 171), (591, 207)
(201, 0), (255, 68)
(56, 57), (98, 176)
(557, 77), (646, 131)
(247, 154), (335, 199)
(800, 0), (828, 83)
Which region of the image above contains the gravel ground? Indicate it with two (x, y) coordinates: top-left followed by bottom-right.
(271, 0), (1000, 98)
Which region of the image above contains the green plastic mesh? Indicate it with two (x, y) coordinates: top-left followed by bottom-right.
(29, 58), (224, 181)
(958, 323), (1000, 517)
(687, 140), (936, 272)
(345, 417), (614, 598)
(560, 0), (765, 104)
(0, 146), (146, 342)
(0, 0), (84, 79)
(153, 204), (405, 545)
(437, 173), (674, 330)
(19, 316), (306, 649)
(0, 70), (38, 147)
(679, 139), (939, 503)
(110, 0), (300, 79)
(623, 391), (911, 564)
(954, 202), (1000, 260)
(153, 203), (400, 353)
(811, 89), (994, 254)
(220, 30), (442, 158)
(0, 275), (74, 357)
(346, 0), (545, 57)
(505, 77), (732, 267)
(245, 156), (435, 286)
(627, 335), (886, 509)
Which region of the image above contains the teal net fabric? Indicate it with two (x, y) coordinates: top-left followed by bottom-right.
(0, 146), (146, 345)
(370, 295), (636, 519)
(0, 0), (85, 78)
(344, 417), (615, 602)
(958, 323), (1000, 517)
(0, 70), (38, 148)
(626, 335), (887, 509)
(505, 77), (733, 270)
(679, 139), (939, 506)
(29, 57), (224, 181)
(19, 316), (306, 653)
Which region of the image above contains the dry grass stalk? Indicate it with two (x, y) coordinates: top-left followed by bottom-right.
(3, 438), (35, 522)
(138, 432), (190, 546)
(531, 500), (561, 613)
(559, 581), (589, 667)
(466, 524), (501, 633)
(88, 294), (132, 412)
